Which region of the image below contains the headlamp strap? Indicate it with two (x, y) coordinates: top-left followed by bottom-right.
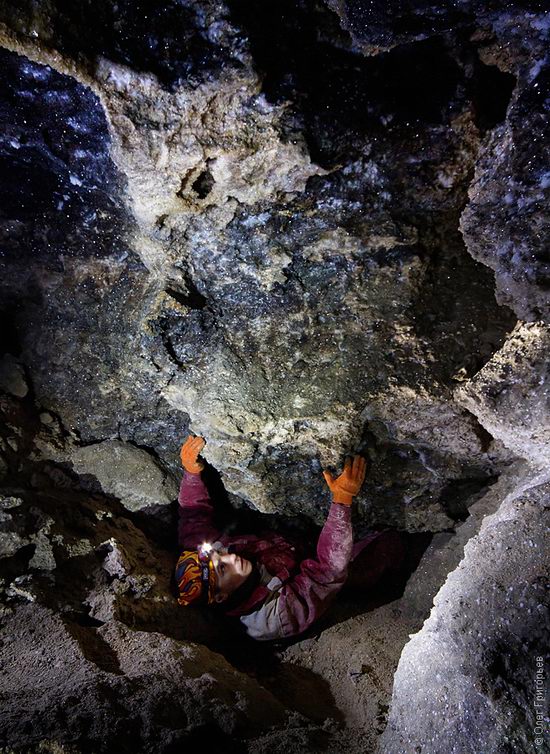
(199, 552), (212, 604)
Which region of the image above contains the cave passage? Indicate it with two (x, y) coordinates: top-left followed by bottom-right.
(0, 2), (545, 753)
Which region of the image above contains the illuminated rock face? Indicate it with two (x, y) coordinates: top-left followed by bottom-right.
(0, 2), (548, 753)
(0, 4), (520, 527)
(380, 468), (550, 754)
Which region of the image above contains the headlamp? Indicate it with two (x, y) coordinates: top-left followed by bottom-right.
(197, 543), (213, 604)
(198, 542), (213, 563)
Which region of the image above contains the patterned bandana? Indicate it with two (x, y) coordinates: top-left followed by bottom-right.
(175, 549), (217, 606)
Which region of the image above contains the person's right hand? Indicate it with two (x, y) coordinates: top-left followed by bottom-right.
(322, 455), (367, 506)
(180, 434), (206, 474)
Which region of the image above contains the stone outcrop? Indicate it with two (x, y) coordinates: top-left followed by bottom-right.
(456, 322), (550, 469)
(380, 467), (549, 754)
(0, 2), (548, 752)
(1, 603), (292, 750)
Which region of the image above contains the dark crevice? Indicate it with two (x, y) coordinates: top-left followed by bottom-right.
(325, 530), (434, 627)
(159, 320), (186, 369)
(228, 0), (465, 167)
(191, 168), (215, 199)
(64, 609), (105, 628)
(227, 2), (517, 172)
(3, 0), (240, 91)
(0, 544), (37, 583)
(410, 218), (517, 387)
(468, 59), (517, 132)
(165, 725), (247, 753)
(439, 475), (498, 523)
(73, 435), (117, 449)
(470, 416), (496, 455)
(165, 281), (207, 310)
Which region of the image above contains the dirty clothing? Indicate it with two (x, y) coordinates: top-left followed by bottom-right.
(177, 470), (386, 641)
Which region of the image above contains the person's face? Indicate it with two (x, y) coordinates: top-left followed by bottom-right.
(210, 551), (253, 603)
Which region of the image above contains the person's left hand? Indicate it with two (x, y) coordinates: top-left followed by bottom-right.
(322, 455), (367, 506)
(180, 434), (206, 474)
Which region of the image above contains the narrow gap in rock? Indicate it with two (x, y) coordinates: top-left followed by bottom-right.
(466, 51), (517, 132)
(165, 279), (207, 309)
(1, 544), (37, 582)
(65, 610), (106, 628)
(22, 0), (236, 90)
(191, 168), (215, 199)
(410, 232), (518, 385)
(439, 475), (498, 523)
(0, 306), (21, 356)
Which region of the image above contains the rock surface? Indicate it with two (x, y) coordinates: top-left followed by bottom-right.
(456, 322), (550, 469)
(0, 16), (518, 526)
(459, 16), (550, 321)
(0, 1), (548, 753)
(1, 603), (291, 751)
(66, 439), (178, 512)
(380, 467), (550, 754)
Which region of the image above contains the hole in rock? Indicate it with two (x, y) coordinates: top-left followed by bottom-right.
(191, 168), (215, 199)
(467, 58), (516, 132)
(165, 278), (208, 310)
(439, 475), (498, 523)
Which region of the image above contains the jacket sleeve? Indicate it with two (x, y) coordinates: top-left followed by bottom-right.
(177, 470), (222, 550)
(240, 502), (353, 641)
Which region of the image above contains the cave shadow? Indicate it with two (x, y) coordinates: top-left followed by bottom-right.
(317, 530), (433, 631)
(129, 460), (323, 556)
(164, 725), (248, 754)
(243, 528), (434, 641)
(192, 461), (323, 550)
(227, 0), (516, 168)
(198, 615), (346, 727)
(62, 615), (124, 676)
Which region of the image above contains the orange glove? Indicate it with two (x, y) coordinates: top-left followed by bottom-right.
(180, 434), (206, 474)
(322, 455), (367, 506)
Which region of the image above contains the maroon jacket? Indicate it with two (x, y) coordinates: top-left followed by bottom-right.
(177, 469), (372, 641)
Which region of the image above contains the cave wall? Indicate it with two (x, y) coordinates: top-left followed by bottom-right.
(0, 2), (549, 753)
(381, 465), (550, 754)
(0, 0), (527, 529)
